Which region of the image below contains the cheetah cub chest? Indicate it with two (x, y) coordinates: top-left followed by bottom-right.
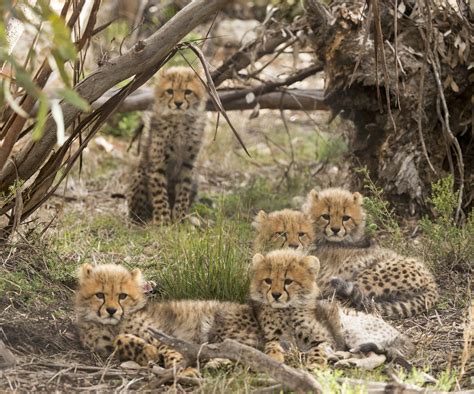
(128, 67), (208, 224)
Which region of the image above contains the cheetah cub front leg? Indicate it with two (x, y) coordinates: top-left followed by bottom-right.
(113, 334), (159, 366)
(172, 142), (201, 221)
(149, 163), (172, 224)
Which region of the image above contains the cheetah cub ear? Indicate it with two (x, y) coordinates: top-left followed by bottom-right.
(302, 255), (320, 278)
(130, 268), (144, 286)
(252, 210), (268, 229)
(353, 192), (363, 205)
(78, 263), (94, 284)
(303, 189), (319, 213)
(250, 253), (265, 271)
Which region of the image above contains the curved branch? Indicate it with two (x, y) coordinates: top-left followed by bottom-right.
(0, 0), (228, 192)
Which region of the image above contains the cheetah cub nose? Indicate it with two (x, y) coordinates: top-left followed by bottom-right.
(272, 292), (282, 300)
(175, 101), (183, 108)
(288, 244), (299, 249)
(106, 307), (117, 316)
(331, 227), (340, 234)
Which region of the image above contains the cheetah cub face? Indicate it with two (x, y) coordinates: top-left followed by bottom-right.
(250, 250), (321, 309)
(304, 188), (366, 243)
(154, 67), (206, 115)
(252, 209), (315, 252)
(75, 264), (147, 325)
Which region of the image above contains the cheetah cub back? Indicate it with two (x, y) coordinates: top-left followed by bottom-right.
(128, 67), (207, 224)
(304, 187), (439, 318)
(252, 209), (315, 253)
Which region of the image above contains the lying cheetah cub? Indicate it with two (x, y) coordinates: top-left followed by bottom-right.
(128, 67), (207, 224)
(75, 264), (261, 367)
(304, 188), (439, 318)
(249, 250), (415, 369)
(252, 209), (315, 252)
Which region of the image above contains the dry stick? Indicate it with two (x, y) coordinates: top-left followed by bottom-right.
(211, 23), (300, 87)
(423, 0), (464, 221)
(148, 328), (322, 393)
(218, 63), (323, 104)
(372, 0), (397, 133)
(184, 43), (250, 156)
(416, 27), (437, 174)
(0, 0), (229, 193)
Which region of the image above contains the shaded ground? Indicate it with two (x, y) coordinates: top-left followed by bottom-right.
(0, 110), (472, 392)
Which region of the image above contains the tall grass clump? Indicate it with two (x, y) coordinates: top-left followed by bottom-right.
(151, 213), (252, 303)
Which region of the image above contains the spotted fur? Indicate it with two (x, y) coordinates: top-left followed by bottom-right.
(128, 67), (207, 224)
(249, 250), (415, 369)
(304, 187), (439, 318)
(75, 264), (262, 367)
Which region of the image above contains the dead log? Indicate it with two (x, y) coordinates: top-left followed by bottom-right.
(305, 0), (473, 216)
(93, 88), (327, 113)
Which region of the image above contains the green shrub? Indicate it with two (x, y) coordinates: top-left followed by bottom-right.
(420, 175), (473, 270)
(356, 167), (405, 251)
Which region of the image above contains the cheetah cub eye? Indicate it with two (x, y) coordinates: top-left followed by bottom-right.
(321, 214), (330, 220)
(263, 278), (272, 285)
(342, 215), (351, 222)
(119, 293), (128, 300)
(275, 232), (287, 237)
(96, 292), (105, 299)
(284, 278), (293, 285)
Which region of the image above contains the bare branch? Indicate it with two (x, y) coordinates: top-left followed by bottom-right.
(148, 328), (322, 393)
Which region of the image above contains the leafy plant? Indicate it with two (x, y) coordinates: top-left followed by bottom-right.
(356, 167), (405, 250)
(420, 175), (473, 270)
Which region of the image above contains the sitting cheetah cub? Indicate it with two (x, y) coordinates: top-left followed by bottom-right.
(252, 209), (315, 252)
(304, 187), (439, 318)
(249, 250), (415, 369)
(128, 67), (207, 224)
(75, 264), (261, 367)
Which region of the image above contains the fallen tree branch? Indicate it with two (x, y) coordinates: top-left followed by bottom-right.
(148, 328), (322, 393)
(93, 88), (327, 112)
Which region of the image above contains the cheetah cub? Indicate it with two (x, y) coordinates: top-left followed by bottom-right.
(249, 249), (334, 368)
(128, 67), (207, 224)
(249, 250), (415, 369)
(252, 209), (315, 252)
(304, 187), (439, 318)
(75, 264), (261, 367)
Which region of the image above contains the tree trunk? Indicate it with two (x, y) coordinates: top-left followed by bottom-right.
(305, 0), (472, 216)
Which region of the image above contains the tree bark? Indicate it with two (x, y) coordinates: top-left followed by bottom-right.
(305, 0), (473, 215)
